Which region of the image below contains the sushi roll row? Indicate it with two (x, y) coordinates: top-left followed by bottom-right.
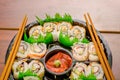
(17, 40), (47, 59)
(72, 42), (101, 61)
(26, 21), (86, 47)
(70, 62), (104, 80)
(12, 59), (44, 79)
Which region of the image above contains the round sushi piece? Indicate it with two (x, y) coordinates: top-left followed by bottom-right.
(28, 43), (46, 59)
(28, 60), (45, 78)
(57, 22), (72, 35)
(71, 26), (86, 41)
(86, 62), (104, 80)
(12, 59), (28, 79)
(88, 42), (99, 61)
(72, 42), (89, 61)
(43, 22), (58, 41)
(69, 62), (87, 79)
(16, 40), (30, 58)
(29, 25), (43, 39)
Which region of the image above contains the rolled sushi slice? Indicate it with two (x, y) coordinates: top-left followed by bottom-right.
(70, 62), (87, 79)
(28, 60), (45, 78)
(29, 25), (43, 39)
(16, 40), (30, 58)
(88, 42), (99, 61)
(28, 43), (46, 59)
(86, 62), (104, 80)
(72, 42), (89, 61)
(57, 22), (72, 35)
(43, 22), (58, 41)
(71, 26), (86, 41)
(12, 59), (29, 79)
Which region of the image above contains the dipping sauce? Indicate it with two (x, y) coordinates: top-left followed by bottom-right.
(46, 52), (72, 73)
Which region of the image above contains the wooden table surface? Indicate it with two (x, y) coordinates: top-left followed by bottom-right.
(0, 0), (120, 79)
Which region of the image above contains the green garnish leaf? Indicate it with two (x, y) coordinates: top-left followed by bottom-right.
(23, 69), (37, 76)
(18, 72), (24, 80)
(45, 14), (52, 22)
(23, 31), (28, 42)
(72, 73), (97, 80)
(36, 13), (73, 26)
(37, 34), (44, 43)
(81, 38), (90, 43)
(87, 73), (97, 80)
(78, 73), (87, 80)
(55, 13), (62, 21)
(23, 31), (53, 44)
(63, 13), (73, 23)
(59, 32), (78, 47)
(27, 36), (37, 43)
(44, 32), (53, 44)
(18, 69), (39, 80)
(36, 16), (44, 26)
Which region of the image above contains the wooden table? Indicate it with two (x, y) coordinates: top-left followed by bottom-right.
(0, 0), (120, 79)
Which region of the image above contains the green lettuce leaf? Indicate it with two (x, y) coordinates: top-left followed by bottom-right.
(36, 13), (73, 26)
(37, 34), (44, 43)
(81, 38), (90, 44)
(59, 32), (78, 47)
(72, 73), (97, 80)
(36, 16), (44, 26)
(23, 31), (28, 42)
(44, 32), (53, 44)
(18, 69), (40, 80)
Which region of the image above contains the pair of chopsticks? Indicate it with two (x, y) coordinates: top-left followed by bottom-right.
(84, 13), (115, 80)
(0, 15), (28, 80)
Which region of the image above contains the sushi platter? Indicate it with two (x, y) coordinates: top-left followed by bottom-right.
(5, 13), (112, 80)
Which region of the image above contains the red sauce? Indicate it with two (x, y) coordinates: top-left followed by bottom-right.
(46, 52), (72, 73)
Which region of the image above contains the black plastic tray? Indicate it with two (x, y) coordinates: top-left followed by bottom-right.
(5, 20), (112, 80)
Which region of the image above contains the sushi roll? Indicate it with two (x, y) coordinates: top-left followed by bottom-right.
(29, 25), (43, 39)
(57, 22), (72, 35)
(28, 43), (47, 59)
(71, 26), (86, 41)
(70, 62), (87, 79)
(16, 40), (30, 58)
(86, 62), (104, 80)
(88, 42), (99, 61)
(12, 59), (28, 79)
(43, 22), (58, 41)
(28, 60), (45, 78)
(72, 42), (89, 61)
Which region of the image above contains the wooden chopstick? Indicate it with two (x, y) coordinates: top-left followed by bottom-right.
(87, 13), (115, 80)
(84, 14), (111, 80)
(0, 15), (28, 80)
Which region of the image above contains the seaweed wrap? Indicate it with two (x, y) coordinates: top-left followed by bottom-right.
(86, 62), (104, 80)
(28, 43), (46, 59)
(88, 42), (99, 61)
(12, 59), (29, 79)
(28, 60), (45, 78)
(16, 40), (30, 58)
(72, 42), (89, 61)
(70, 62), (87, 79)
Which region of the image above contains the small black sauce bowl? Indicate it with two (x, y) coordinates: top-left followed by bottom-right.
(43, 45), (74, 76)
